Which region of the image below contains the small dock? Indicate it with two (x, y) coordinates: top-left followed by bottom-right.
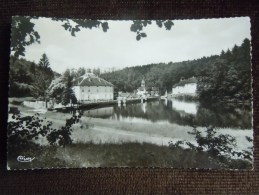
(48, 97), (159, 112)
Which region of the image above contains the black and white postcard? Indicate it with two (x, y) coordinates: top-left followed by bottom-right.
(7, 16), (253, 169)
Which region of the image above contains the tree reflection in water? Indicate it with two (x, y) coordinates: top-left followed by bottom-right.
(84, 99), (252, 129)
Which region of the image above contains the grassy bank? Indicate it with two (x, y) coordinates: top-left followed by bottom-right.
(7, 142), (251, 170)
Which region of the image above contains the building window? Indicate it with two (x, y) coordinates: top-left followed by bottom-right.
(82, 89), (84, 92)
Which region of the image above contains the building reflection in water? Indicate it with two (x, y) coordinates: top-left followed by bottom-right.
(79, 99), (251, 129)
(141, 102), (147, 113)
(171, 99), (198, 115)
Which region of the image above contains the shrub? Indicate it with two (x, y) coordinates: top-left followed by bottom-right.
(7, 109), (83, 152)
(169, 126), (253, 165)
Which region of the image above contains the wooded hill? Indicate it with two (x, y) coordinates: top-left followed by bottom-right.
(9, 55), (60, 97)
(9, 38), (251, 103)
(101, 38), (251, 102)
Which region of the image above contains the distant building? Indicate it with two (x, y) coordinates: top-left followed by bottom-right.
(137, 79), (147, 96)
(72, 73), (114, 102)
(150, 87), (159, 96)
(172, 77), (197, 96)
(118, 92), (137, 99)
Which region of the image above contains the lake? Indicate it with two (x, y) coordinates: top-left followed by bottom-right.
(72, 99), (253, 153)
(82, 99), (252, 129)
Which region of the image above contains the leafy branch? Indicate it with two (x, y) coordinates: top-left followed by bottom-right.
(169, 127), (253, 162)
(11, 17), (174, 59)
(8, 110), (83, 149)
(130, 20), (174, 40)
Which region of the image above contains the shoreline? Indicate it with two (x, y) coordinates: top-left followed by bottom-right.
(8, 101), (253, 153)
(7, 103), (253, 170)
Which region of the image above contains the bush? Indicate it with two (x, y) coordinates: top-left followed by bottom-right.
(7, 109), (83, 153)
(169, 126), (253, 167)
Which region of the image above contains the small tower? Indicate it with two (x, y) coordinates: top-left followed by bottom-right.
(141, 79), (145, 88)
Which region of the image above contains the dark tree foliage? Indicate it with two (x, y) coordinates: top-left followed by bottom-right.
(101, 38), (251, 102)
(76, 67), (86, 77)
(32, 54), (54, 98)
(8, 110), (83, 150)
(9, 55), (55, 98)
(11, 16), (40, 60)
(46, 110), (82, 146)
(32, 67), (54, 98)
(9, 53), (54, 98)
(39, 53), (50, 68)
(93, 68), (101, 76)
(101, 59), (214, 94)
(168, 126), (253, 167)
(197, 38), (251, 102)
(9, 57), (35, 97)
(8, 113), (50, 149)
(130, 20), (174, 40)
(61, 69), (77, 105)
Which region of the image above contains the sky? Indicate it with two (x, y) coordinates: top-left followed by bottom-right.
(21, 17), (251, 74)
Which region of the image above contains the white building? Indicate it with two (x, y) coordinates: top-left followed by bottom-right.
(72, 73), (114, 102)
(137, 79), (147, 96)
(172, 77), (197, 96)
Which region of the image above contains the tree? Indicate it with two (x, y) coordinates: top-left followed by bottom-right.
(197, 39), (251, 102)
(8, 109), (83, 150)
(47, 69), (79, 105)
(32, 54), (54, 98)
(11, 16), (40, 60)
(29, 62), (36, 75)
(169, 126), (252, 168)
(241, 38), (251, 62)
(32, 69), (53, 98)
(93, 68), (101, 76)
(77, 67), (86, 77)
(145, 65), (166, 91)
(39, 53), (50, 68)
(130, 20), (174, 40)
(46, 77), (66, 103)
(62, 69), (77, 105)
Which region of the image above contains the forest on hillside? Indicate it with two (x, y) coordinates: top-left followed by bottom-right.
(9, 38), (251, 103)
(101, 38), (251, 102)
(9, 54), (57, 97)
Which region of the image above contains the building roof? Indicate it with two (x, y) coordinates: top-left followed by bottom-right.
(73, 73), (113, 87)
(173, 77), (197, 88)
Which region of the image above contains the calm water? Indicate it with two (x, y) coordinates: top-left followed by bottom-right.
(82, 99), (252, 129)
(59, 98), (253, 154)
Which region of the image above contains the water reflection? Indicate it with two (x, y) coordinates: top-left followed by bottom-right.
(80, 99), (252, 129)
(171, 99), (198, 115)
(141, 102), (147, 113)
(84, 107), (114, 119)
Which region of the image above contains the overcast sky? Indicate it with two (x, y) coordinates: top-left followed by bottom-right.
(22, 17), (251, 74)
